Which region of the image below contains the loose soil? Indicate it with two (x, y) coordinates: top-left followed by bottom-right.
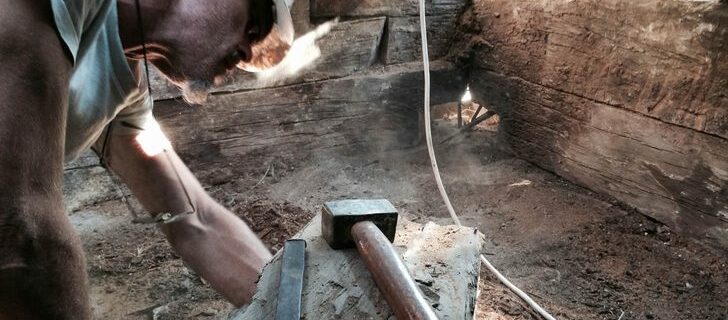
(70, 112), (726, 319)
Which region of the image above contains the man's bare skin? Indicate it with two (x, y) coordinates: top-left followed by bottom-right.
(99, 134), (272, 305)
(0, 0), (283, 317)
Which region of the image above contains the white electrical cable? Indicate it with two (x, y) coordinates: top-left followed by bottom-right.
(417, 1), (557, 319)
(419, 4), (461, 228)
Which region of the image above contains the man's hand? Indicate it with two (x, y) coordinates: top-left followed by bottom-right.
(97, 128), (272, 306)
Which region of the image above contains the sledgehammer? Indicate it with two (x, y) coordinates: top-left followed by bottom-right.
(322, 199), (438, 320)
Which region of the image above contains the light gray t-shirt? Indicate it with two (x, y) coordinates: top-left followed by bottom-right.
(51, 0), (155, 162)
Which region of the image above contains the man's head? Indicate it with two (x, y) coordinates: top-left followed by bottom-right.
(121, 0), (293, 104)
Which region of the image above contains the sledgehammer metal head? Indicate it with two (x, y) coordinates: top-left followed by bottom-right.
(322, 199), (398, 249)
(320, 199), (437, 319)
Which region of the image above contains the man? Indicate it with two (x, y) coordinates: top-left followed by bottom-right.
(0, 0), (293, 318)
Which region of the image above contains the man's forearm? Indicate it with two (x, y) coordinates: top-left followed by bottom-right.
(98, 132), (271, 306)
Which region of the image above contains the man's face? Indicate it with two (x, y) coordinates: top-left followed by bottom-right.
(149, 0), (277, 104)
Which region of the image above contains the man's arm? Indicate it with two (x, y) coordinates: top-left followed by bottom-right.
(0, 1), (91, 319)
(98, 129), (272, 306)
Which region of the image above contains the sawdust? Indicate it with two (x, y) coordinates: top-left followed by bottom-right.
(232, 198), (315, 252)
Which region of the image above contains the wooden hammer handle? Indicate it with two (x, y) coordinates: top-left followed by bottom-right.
(351, 221), (438, 320)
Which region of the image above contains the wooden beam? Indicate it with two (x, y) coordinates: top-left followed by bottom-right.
(310, 0), (468, 18)
(386, 14), (460, 64)
(467, 0), (728, 250)
(154, 61), (465, 180)
(471, 68), (728, 250)
(469, 0), (728, 139)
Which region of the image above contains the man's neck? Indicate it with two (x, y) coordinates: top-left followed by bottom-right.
(116, 0), (172, 54)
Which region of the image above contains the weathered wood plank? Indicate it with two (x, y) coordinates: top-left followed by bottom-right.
(299, 17), (385, 80)
(310, 0), (468, 18)
(470, 68), (728, 250)
(154, 61), (465, 181)
(150, 17), (387, 100)
(63, 62), (464, 212)
(63, 152), (115, 213)
(386, 14), (460, 64)
(229, 214), (482, 319)
(63, 165), (117, 213)
(290, 0), (312, 36)
(468, 0), (728, 139)
(308, 0), (467, 65)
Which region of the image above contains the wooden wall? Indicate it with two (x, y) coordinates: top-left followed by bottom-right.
(466, 0), (728, 250)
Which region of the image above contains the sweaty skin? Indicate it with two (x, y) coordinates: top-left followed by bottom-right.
(1, 0), (280, 318)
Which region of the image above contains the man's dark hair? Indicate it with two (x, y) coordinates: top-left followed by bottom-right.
(248, 0), (275, 44)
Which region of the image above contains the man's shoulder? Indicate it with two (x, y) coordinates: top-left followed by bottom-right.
(50, 0), (115, 62)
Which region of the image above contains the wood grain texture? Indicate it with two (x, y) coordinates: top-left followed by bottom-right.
(308, 0), (468, 65)
(153, 61), (465, 182)
(229, 214), (482, 320)
(63, 151), (132, 213)
(468, 0), (727, 139)
(386, 14), (460, 64)
(290, 0), (313, 36)
(466, 0), (728, 250)
(310, 0), (468, 18)
(471, 69), (728, 250)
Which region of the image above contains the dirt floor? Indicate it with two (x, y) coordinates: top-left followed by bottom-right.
(70, 108), (727, 319)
